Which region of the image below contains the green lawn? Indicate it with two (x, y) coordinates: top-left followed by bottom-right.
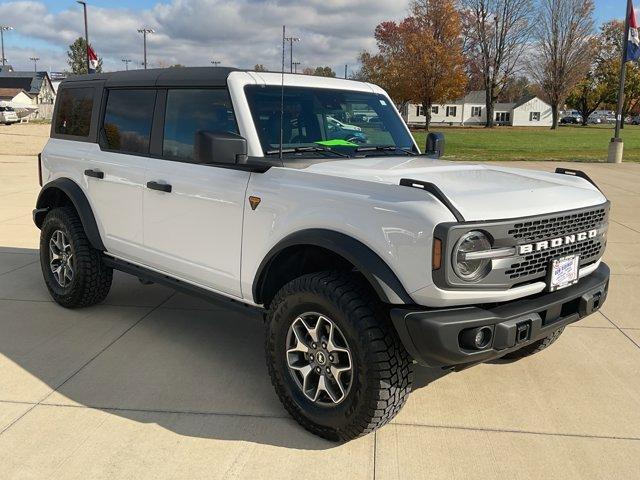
(411, 125), (640, 162)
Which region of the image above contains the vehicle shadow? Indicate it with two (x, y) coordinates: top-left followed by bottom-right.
(0, 247), (453, 450)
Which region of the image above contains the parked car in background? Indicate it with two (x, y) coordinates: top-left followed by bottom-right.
(631, 115), (640, 125)
(560, 116), (580, 125)
(0, 104), (19, 125)
(327, 115), (367, 143)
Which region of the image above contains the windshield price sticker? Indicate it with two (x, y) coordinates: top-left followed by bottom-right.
(549, 255), (580, 291)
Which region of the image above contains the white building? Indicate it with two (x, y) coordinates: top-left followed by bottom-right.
(406, 90), (553, 127)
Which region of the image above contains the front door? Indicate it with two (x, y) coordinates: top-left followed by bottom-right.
(140, 88), (250, 297)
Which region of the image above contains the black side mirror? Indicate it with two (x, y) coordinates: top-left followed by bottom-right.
(194, 131), (248, 165)
(426, 132), (445, 158)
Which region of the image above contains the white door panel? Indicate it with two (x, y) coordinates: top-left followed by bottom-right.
(142, 159), (250, 297)
(74, 143), (147, 261)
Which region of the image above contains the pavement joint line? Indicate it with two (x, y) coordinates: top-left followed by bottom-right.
(372, 431), (377, 480)
(34, 401), (291, 420)
(391, 422), (640, 442)
(0, 399), (291, 421)
(611, 219), (640, 235)
(566, 325), (616, 329)
(0, 293), (176, 437)
(0, 259), (39, 277)
(599, 311), (640, 350)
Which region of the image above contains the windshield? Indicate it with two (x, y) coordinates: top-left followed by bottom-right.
(245, 86), (416, 158)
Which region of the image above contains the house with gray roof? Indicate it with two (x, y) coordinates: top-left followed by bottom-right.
(0, 66), (55, 105)
(406, 90), (553, 127)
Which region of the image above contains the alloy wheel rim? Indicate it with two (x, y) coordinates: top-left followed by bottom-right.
(49, 230), (74, 287)
(285, 312), (353, 406)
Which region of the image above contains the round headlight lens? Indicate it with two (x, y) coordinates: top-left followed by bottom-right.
(453, 231), (492, 281)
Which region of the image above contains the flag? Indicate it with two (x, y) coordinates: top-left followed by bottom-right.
(626, 3), (640, 62)
(88, 45), (98, 73)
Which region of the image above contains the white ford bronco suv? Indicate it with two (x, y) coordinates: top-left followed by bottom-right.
(34, 68), (610, 441)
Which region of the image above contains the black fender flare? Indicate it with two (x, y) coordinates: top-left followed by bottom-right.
(253, 229), (413, 305)
(34, 178), (106, 251)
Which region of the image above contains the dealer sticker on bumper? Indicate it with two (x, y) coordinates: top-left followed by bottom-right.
(549, 254), (580, 291)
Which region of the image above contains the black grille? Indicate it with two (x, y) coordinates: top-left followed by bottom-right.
(507, 208), (606, 243)
(504, 206), (608, 281)
(505, 239), (603, 280)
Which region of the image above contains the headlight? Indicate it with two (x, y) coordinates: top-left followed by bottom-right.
(452, 231), (492, 281)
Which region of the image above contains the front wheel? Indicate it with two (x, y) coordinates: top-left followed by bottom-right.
(265, 271), (413, 441)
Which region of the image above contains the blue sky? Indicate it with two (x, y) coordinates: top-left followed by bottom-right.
(0, 0), (630, 73)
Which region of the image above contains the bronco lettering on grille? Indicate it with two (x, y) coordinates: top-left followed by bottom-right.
(517, 229), (598, 255)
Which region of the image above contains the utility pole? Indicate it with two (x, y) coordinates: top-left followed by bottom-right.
(284, 35), (299, 73)
(77, 1), (90, 73)
(29, 56), (40, 72)
(610, 0), (633, 163)
(137, 28), (155, 69)
(344, 64), (348, 79)
(122, 58), (132, 71)
(0, 26), (13, 67)
(211, 60), (221, 66)
(292, 61), (301, 74)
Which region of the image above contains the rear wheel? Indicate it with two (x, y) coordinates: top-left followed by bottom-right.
(265, 271), (413, 441)
(40, 206), (113, 308)
(501, 327), (565, 360)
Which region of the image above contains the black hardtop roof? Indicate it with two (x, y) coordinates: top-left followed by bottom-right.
(62, 66), (241, 88)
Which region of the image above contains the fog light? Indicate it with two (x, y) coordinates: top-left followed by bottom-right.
(460, 326), (493, 350)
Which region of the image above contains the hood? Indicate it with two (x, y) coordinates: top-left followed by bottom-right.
(303, 157), (607, 221)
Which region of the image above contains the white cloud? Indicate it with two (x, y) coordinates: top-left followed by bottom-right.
(0, 0), (409, 73)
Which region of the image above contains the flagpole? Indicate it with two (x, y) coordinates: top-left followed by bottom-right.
(77, 1), (90, 74)
(610, 0), (632, 163)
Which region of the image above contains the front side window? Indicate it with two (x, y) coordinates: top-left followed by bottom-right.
(530, 111), (541, 121)
(245, 86), (415, 157)
(103, 89), (156, 154)
(54, 87), (94, 137)
(471, 106), (482, 117)
(431, 106), (439, 114)
(446, 106), (457, 117)
(163, 89), (238, 162)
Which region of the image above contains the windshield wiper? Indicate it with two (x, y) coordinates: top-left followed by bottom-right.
(354, 145), (417, 156)
(265, 146), (350, 158)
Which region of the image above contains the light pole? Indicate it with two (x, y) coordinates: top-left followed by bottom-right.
(292, 61), (301, 74)
(137, 28), (155, 69)
(0, 26), (13, 67)
(122, 58), (132, 71)
(211, 60), (221, 66)
(344, 64), (348, 79)
(284, 35), (299, 73)
(29, 56), (40, 72)
(76, 1), (90, 73)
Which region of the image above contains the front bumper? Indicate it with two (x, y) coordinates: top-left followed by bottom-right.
(391, 263), (610, 368)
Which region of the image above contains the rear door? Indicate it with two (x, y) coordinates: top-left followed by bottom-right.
(87, 88), (156, 261)
(140, 88), (250, 297)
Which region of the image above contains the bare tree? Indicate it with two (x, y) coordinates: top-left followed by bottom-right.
(528, 0), (595, 129)
(461, 0), (534, 127)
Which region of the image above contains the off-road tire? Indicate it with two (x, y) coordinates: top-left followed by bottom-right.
(501, 327), (565, 360)
(40, 206), (113, 308)
(265, 271), (413, 441)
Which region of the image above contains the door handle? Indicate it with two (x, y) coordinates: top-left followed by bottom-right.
(147, 181), (172, 193)
(84, 169), (104, 179)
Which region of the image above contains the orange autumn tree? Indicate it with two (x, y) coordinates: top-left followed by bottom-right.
(360, 0), (467, 130)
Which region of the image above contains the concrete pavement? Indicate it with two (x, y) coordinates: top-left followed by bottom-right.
(0, 124), (638, 479)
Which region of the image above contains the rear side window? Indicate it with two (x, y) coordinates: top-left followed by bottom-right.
(55, 87), (94, 137)
(103, 89), (156, 154)
(162, 89), (238, 162)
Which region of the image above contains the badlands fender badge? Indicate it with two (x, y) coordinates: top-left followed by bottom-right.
(517, 229), (598, 255)
(249, 196), (261, 211)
